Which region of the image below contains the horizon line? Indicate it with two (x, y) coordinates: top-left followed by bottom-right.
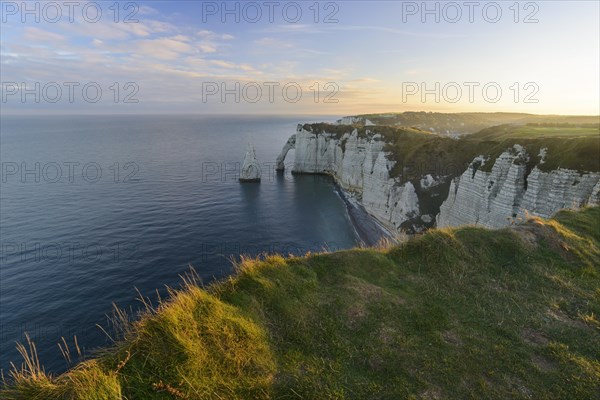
(2, 111), (599, 117)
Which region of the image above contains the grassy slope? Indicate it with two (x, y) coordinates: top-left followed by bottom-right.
(352, 112), (599, 134)
(463, 125), (600, 173)
(3, 208), (599, 399)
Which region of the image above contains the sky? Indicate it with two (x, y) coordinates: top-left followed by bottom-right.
(1, 0), (599, 115)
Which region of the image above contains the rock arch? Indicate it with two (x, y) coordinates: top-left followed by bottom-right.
(275, 134), (296, 171)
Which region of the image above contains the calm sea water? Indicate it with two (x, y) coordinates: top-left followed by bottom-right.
(0, 115), (358, 374)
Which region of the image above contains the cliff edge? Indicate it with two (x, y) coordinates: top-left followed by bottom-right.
(276, 122), (600, 233)
(4, 207), (599, 399)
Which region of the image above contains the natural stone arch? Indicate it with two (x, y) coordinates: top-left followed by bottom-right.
(275, 134), (296, 171)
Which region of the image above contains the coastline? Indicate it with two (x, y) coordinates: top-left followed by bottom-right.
(332, 182), (396, 246)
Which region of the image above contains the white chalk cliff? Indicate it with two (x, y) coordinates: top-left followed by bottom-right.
(278, 125), (600, 233)
(240, 143), (261, 182)
(437, 145), (600, 228)
(278, 125), (420, 231)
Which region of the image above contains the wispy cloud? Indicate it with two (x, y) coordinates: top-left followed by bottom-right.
(23, 27), (67, 42)
(197, 30), (235, 40)
(329, 25), (466, 39)
(259, 24), (464, 39)
(2, 1), (597, 115)
(253, 37), (293, 49)
(259, 24), (324, 34)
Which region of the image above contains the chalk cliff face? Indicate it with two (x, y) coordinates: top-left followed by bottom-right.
(279, 125), (420, 231)
(437, 145), (600, 228)
(278, 125), (600, 232)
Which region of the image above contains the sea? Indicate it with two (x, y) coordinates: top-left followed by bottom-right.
(0, 115), (359, 374)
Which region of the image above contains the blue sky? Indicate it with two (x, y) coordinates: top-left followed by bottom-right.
(1, 1), (598, 114)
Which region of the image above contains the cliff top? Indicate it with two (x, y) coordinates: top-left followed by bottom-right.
(3, 207), (599, 399)
(300, 122), (599, 179)
(301, 122), (430, 139)
(464, 124), (600, 173)
(340, 112), (600, 135)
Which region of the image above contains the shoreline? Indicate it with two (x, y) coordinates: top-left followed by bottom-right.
(289, 170), (398, 246)
(332, 182), (396, 247)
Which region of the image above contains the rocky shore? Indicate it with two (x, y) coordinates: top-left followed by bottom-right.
(332, 183), (395, 246)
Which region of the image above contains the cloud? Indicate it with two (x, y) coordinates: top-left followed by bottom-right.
(60, 18), (176, 41)
(331, 25), (466, 39)
(135, 37), (196, 60)
(261, 24), (465, 39)
(321, 68), (347, 77)
(404, 69), (422, 76)
(139, 5), (159, 15)
(207, 60), (259, 74)
(23, 27), (67, 42)
(197, 30), (235, 40)
(349, 78), (381, 84)
(171, 35), (191, 42)
(254, 37), (293, 48)
(210, 60), (236, 68)
(260, 24), (323, 34)
(193, 30), (234, 53)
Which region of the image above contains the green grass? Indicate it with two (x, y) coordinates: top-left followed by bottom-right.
(464, 124), (600, 172)
(3, 207), (599, 399)
(510, 125), (599, 138)
(301, 122), (599, 180)
(471, 125), (599, 140)
(347, 112), (599, 135)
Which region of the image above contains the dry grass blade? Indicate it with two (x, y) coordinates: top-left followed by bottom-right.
(58, 337), (71, 367)
(9, 333), (48, 382)
(135, 287), (155, 313)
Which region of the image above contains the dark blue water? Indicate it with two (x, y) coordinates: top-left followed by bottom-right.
(0, 115), (358, 374)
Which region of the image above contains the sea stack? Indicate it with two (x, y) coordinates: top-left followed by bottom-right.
(239, 142), (261, 182)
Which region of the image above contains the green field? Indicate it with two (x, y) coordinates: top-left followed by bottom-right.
(301, 122), (599, 179)
(464, 124), (600, 173)
(3, 207), (599, 399)
(472, 125), (599, 140)
(348, 112), (600, 135)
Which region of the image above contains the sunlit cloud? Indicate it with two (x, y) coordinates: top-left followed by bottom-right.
(1, 1), (598, 115)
